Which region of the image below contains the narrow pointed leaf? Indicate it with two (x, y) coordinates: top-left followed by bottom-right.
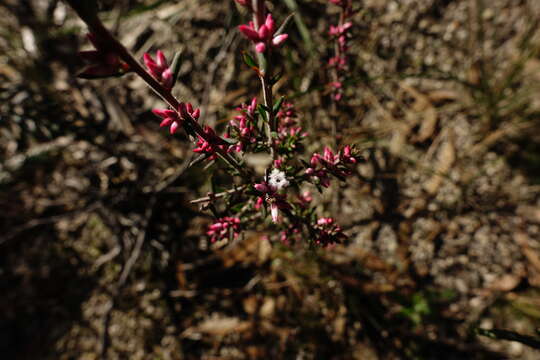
(275, 12), (295, 36)
(273, 96), (285, 113)
(170, 51), (182, 89)
(242, 51), (257, 68)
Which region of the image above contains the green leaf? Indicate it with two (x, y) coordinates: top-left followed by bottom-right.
(229, 225), (234, 241)
(262, 202), (267, 219)
(256, 52), (267, 74)
(203, 159), (215, 171)
(170, 51), (182, 89)
(220, 136), (239, 145)
(275, 12), (295, 37)
(273, 96), (285, 113)
(270, 70), (283, 86)
(281, 1), (314, 53)
(188, 153), (209, 168)
(242, 51), (257, 69)
(257, 105), (269, 123)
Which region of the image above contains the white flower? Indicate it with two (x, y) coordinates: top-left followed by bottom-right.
(268, 169), (289, 191)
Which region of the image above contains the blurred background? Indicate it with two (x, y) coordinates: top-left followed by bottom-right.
(1, 0), (540, 359)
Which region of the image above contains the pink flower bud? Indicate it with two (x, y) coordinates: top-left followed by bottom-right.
(255, 42), (266, 53)
(258, 25), (270, 40)
(210, 223), (223, 230)
(320, 176), (331, 188)
(272, 34), (288, 46)
(255, 196), (264, 210)
(302, 191), (312, 202)
(152, 108), (176, 118)
(265, 14), (275, 33)
(192, 108), (201, 120)
(310, 154), (320, 166)
(249, 97), (257, 113)
(144, 53), (160, 78)
(170, 121), (179, 134)
(161, 68), (173, 89)
(238, 25), (260, 41)
(323, 147), (335, 162)
(235, 0), (250, 7)
(178, 103), (188, 119)
(160, 117), (174, 127)
(254, 183), (269, 193)
(156, 50), (168, 69)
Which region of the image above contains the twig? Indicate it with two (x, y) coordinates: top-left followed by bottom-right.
(190, 185), (248, 204)
(99, 195), (156, 359)
(1, 201), (101, 246)
(476, 328), (540, 350)
(64, 0), (251, 178)
(117, 197), (155, 287)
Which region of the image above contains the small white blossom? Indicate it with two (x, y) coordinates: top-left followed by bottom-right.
(268, 169), (289, 191)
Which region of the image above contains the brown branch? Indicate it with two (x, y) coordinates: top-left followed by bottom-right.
(64, 0), (250, 178)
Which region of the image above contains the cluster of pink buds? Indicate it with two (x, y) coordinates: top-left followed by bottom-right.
(228, 97), (258, 153)
(278, 224), (302, 245)
(143, 50), (174, 90)
(328, 22), (352, 72)
(78, 33), (131, 79)
(274, 102), (307, 151)
(296, 191), (313, 208)
(207, 217), (241, 243)
(305, 145), (360, 187)
(254, 169), (291, 223)
(327, 0), (354, 101)
(238, 14), (288, 53)
(193, 126), (227, 161)
(276, 102), (297, 128)
(313, 217), (347, 246)
(152, 102), (200, 135)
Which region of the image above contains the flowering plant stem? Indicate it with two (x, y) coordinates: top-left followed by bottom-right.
(252, 0), (276, 159)
(66, 0), (359, 247)
(65, 0), (250, 178)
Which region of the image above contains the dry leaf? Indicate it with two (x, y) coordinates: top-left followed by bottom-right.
(260, 297), (275, 318)
(488, 274), (522, 292)
(515, 232), (540, 286)
(243, 296), (258, 315)
(184, 316), (251, 337)
(427, 89), (459, 104)
(424, 133), (455, 194)
(416, 106), (438, 142)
